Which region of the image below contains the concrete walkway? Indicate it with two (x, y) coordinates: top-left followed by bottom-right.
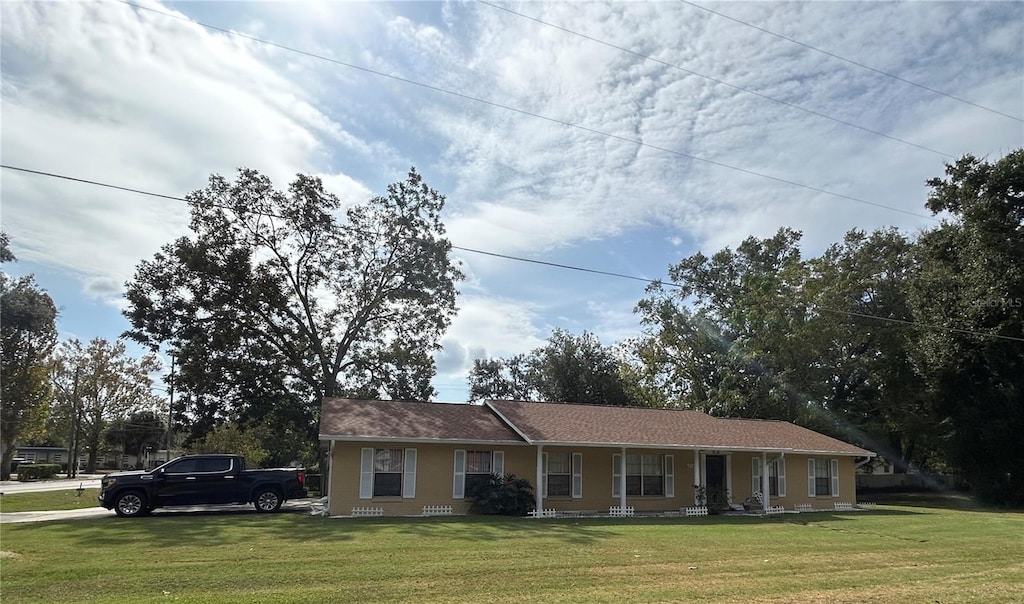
(0, 499), (314, 524)
(0, 476), (103, 495)
(1, 507), (113, 523)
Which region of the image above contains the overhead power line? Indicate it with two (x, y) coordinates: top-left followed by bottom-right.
(679, 0), (1023, 123)
(116, 0), (936, 223)
(477, 0), (956, 159)
(0, 164), (674, 288)
(4, 162), (1022, 343)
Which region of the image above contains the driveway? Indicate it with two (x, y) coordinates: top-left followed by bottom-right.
(0, 476), (103, 495)
(0, 499), (314, 524)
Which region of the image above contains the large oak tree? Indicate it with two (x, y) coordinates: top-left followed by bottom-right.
(910, 150), (1024, 504)
(123, 168), (463, 448)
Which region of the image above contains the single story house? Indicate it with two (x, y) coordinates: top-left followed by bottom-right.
(319, 398), (874, 517)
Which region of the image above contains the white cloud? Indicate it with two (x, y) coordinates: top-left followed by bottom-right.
(433, 294), (547, 378)
(0, 1), (369, 303)
(3, 0), (1019, 403)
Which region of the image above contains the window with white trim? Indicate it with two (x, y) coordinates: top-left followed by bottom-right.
(546, 452), (571, 497)
(613, 454), (674, 497)
(465, 451), (492, 496)
(359, 448), (417, 499)
(373, 448), (404, 496)
(751, 458), (787, 497)
(807, 458), (839, 497)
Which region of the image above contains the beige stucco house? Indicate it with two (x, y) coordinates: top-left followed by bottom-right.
(319, 398), (874, 517)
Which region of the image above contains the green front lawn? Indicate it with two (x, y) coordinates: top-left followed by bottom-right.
(1, 501), (1021, 603)
(0, 489), (100, 513)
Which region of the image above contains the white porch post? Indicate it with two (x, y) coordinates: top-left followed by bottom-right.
(535, 445), (544, 515)
(761, 451), (770, 512)
(725, 453), (733, 504)
(693, 449), (701, 504)
(619, 447), (627, 511)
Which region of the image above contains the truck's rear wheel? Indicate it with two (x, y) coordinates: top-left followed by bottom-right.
(113, 491), (147, 518)
(254, 488), (282, 513)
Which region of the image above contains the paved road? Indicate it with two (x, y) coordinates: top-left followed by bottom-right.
(0, 476), (103, 495)
(0, 499), (315, 524)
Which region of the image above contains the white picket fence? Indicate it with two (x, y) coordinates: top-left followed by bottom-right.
(857, 502), (878, 510)
(683, 506), (709, 517)
(350, 506), (384, 517)
(608, 506), (635, 517)
(422, 505), (453, 516)
(794, 504), (814, 512)
(765, 505), (785, 515)
(834, 502), (855, 511)
(528, 508), (557, 518)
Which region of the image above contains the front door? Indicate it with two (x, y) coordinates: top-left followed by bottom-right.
(705, 455), (727, 506)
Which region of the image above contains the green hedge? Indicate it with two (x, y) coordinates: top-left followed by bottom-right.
(17, 463), (61, 480)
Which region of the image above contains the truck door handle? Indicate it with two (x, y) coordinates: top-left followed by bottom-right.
(224, 476), (234, 479)
(185, 477), (196, 480)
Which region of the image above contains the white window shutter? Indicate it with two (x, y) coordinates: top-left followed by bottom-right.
(453, 449), (466, 499)
(493, 451), (504, 476)
(542, 452), (549, 498)
(359, 448), (374, 499)
(830, 459), (839, 497)
(752, 457), (761, 496)
(778, 458), (787, 497)
(612, 454), (621, 497)
(403, 448), (417, 499)
(572, 452), (583, 499)
(808, 459), (816, 497)
(665, 455), (675, 498)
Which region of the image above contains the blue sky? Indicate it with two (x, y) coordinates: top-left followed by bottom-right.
(2, 0), (1022, 403)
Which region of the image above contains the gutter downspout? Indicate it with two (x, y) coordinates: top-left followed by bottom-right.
(325, 440), (334, 515)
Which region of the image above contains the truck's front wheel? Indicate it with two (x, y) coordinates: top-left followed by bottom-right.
(253, 488), (282, 513)
(113, 491), (147, 518)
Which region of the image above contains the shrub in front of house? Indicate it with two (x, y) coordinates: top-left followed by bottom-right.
(16, 463), (61, 480)
(470, 473), (535, 516)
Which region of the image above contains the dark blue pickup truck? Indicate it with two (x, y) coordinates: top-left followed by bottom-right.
(98, 454), (308, 517)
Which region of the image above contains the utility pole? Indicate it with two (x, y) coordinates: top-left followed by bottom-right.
(66, 366), (80, 479)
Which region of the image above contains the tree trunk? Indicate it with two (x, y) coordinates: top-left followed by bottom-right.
(1, 442), (14, 481)
(85, 420), (102, 473)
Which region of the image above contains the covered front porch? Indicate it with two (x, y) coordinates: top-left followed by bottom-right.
(528, 445), (828, 517)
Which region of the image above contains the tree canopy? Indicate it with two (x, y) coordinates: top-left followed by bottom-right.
(123, 168), (463, 451)
(469, 329), (636, 405)
(51, 338), (162, 473)
(1, 234), (58, 480)
(630, 149), (1023, 504)
(909, 150), (1024, 504)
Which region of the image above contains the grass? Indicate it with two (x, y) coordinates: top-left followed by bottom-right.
(0, 489), (101, 513)
(0, 497), (1021, 603)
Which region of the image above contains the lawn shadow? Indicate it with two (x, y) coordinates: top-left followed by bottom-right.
(22, 504), (344, 547)
(859, 491), (1023, 514)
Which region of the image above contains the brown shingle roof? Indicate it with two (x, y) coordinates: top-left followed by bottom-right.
(486, 400), (872, 456)
(318, 398), (872, 456)
(319, 398), (525, 444)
